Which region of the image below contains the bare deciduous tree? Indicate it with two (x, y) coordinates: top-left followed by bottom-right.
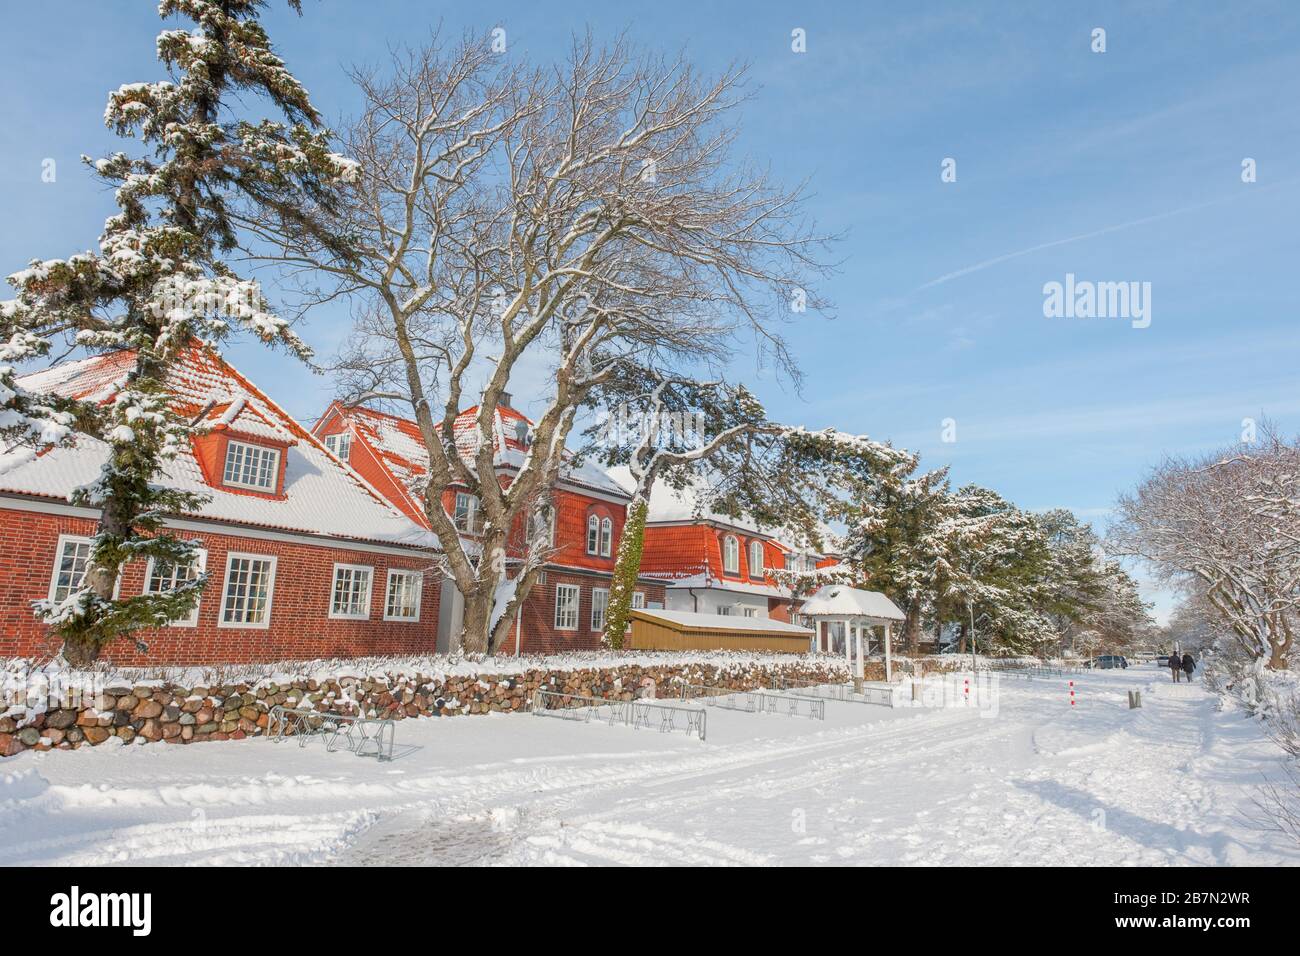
(241, 31), (831, 653)
(1110, 424), (1300, 669)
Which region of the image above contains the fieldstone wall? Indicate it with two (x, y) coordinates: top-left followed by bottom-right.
(0, 658), (852, 757)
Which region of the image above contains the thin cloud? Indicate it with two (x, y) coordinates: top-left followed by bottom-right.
(916, 180), (1297, 290)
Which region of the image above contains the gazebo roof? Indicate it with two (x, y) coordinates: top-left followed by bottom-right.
(799, 585), (905, 622)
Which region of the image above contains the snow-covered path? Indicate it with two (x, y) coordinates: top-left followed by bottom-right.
(1, 666), (1295, 866)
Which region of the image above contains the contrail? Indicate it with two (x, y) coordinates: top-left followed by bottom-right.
(916, 179), (1297, 290)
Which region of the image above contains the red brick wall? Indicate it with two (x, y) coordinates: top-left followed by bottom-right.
(507, 568), (665, 656)
(0, 506), (441, 665)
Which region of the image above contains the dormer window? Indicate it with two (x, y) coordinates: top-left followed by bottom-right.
(750, 540), (764, 579)
(323, 432), (351, 461)
(222, 440), (280, 492)
(722, 535), (739, 575)
(453, 492), (482, 533)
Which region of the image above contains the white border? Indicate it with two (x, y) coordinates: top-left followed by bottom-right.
(47, 533), (93, 603)
(382, 568), (422, 622)
(722, 534), (740, 575)
(590, 587), (609, 630)
(142, 547), (208, 627)
(749, 539), (764, 579)
(218, 551), (278, 629)
(328, 562), (374, 620)
(554, 583), (580, 631)
(222, 440), (281, 493)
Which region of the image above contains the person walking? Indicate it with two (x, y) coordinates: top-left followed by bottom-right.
(1168, 651), (1183, 682)
(1181, 652), (1196, 682)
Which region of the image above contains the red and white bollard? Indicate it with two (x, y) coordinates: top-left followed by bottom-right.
(1069, 680), (1075, 707)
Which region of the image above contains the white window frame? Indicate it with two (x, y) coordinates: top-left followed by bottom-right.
(742, 606), (759, 618)
(722, 535), (739, 575)
(632, 591), (646, 609)
(329, 562), (374, 620)
(453, 492), (480, 533)
(47, 534), (94, 604)
(383, 568), (423, 622)
(717, 605), (733, 616)
(586, 514), (600, 554)
(591, 587), (610, 630)
(142, 547), (208, 627)
(554, 583), (580, 631)
(323, 432), (351, 461)
(222, 439), (281, 492)
(599, 517), (613, 557)
(750, 540), (764, 578)
(218, 552), (278, 629)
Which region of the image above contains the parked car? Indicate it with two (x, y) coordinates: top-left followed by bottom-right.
(1087, 655), (1129, 670)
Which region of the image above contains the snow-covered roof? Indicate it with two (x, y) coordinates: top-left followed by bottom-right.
(2, 347), (438, 550)
(607, 466), (837, 552)
(655, 571), (791, 600)
(632, 607), (813, 635)
(798, 585), (905, 622)
(331, 402), (630, 499)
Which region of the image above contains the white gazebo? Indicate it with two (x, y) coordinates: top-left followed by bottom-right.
(798, 585), (906, 682)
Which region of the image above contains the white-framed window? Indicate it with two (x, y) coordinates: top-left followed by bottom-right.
(742, 606), (759, 618)
(586, 514), (600, 554)
(750, 540), (764, 578)
(330, 563), (373, 620)
(323, 432), (351, 461)
(453, 492), (481, 533)
(717, 605), (732, 616)
(632, 591), (646, 609)
(222, 440), (280, 492)
(599, 517), (613, 557)
(722, 535), (739, 575)
(783, 553), (795, 571)
(383, 568), (422, 622)
(554, 583), (580, 630)
(48, 534), (93, 604)
(219, 552), (277, 628)
(591, 588), (609, 630)
(143, 547), (207, 627)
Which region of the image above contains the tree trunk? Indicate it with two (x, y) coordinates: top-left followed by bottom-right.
(904, 603), (922, 656)
(459, 587), (492, 655)
(603, 496), (648, 650)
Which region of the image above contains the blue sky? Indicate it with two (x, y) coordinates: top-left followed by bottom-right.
(4, 1), (1299, 621)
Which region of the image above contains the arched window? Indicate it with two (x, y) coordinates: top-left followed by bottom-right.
(599, 517), (613, 557)
(750, 540), (764, 578)
(723, 535), (739, 574)
(587, 514), (600, 554)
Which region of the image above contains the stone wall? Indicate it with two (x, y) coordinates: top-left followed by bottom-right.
(0, 657), (850, 757)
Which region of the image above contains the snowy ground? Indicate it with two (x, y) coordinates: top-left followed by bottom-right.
(1, 665), (1296, 866)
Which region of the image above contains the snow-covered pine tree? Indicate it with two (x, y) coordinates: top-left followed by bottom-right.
(583, 364), (909, 648)
(0, 0), (356, 665)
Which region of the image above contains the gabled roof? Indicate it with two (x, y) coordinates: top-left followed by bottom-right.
(323, 401), (630, 500)
(2, 347), (438, 550)
(798, 585), (904, 622)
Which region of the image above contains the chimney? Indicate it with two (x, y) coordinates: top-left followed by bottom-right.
(499, 391), (512, 409)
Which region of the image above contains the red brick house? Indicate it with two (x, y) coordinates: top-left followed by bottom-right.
(312, 399), (665, 654)
(612, 471), (839, 623)
(0, 346), (441, 665)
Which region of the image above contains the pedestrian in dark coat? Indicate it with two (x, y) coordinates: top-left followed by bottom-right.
(1168, 652), (1183, 682)
(1181, 653), (1196, 679)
